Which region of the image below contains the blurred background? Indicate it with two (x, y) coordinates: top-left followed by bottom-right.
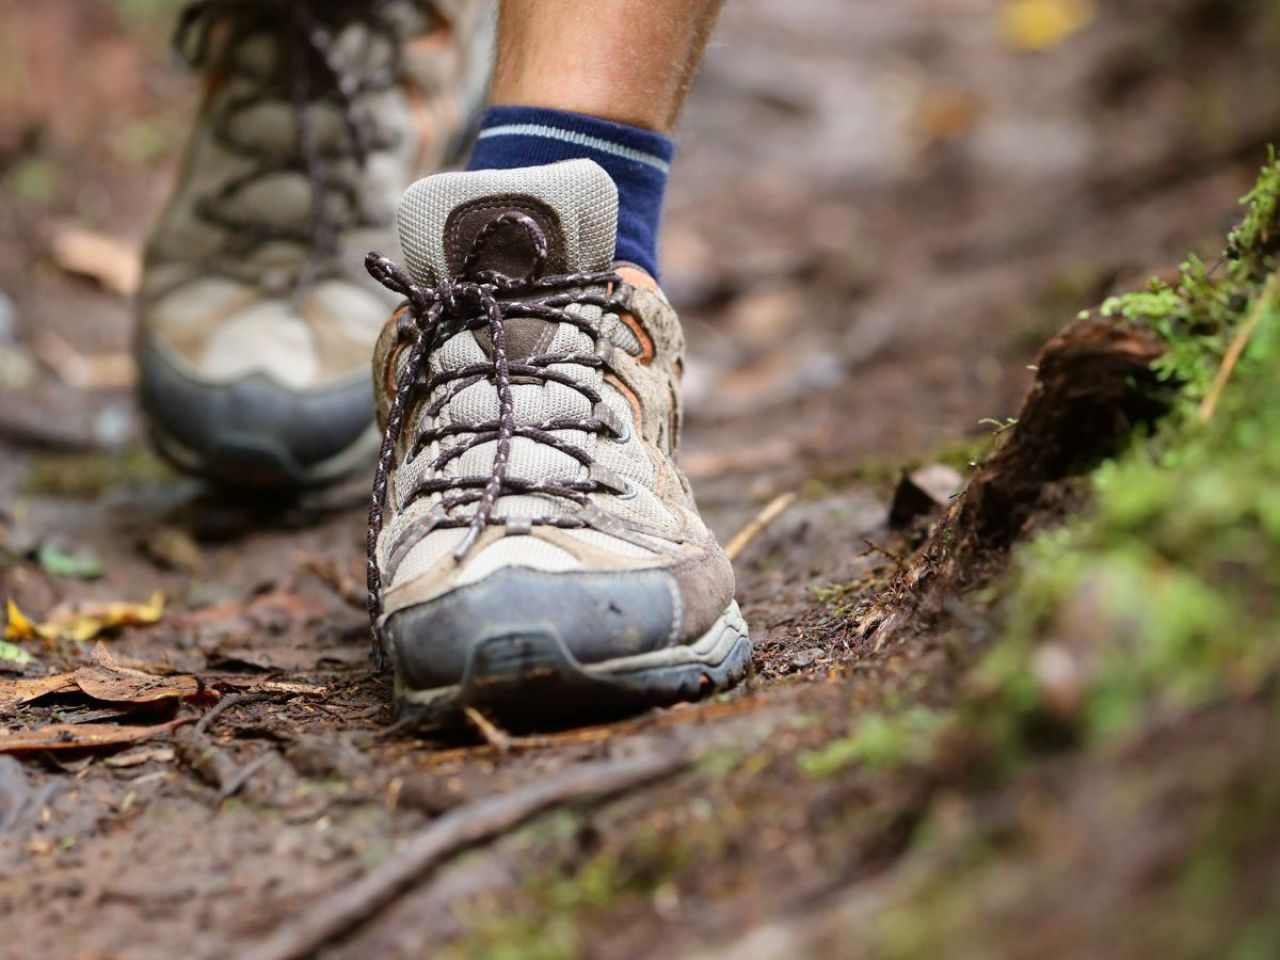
(4, 0), (1277, 605)
(3, 1), (1280, 957)
(2, 0), (1277, 493)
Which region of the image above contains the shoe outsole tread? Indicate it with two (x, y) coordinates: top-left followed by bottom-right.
(395, 601), (752, 729)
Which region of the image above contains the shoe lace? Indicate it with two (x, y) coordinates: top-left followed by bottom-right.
(174, 0), (409, 292)
(363, 212), (632, 648)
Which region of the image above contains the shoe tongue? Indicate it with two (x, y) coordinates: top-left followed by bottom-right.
(396, 159), (619, 286)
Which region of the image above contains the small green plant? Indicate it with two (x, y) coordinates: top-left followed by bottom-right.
(969, 151), (1280, 757)
(798, 708), (944, 777)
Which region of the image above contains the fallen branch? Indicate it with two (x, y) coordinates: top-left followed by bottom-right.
(194, 691), (270, 738)
(237, 751), (688, 960)
(217, 753), (276, 804)
(463, 706), (566, 753)
(852, 315), (1169, 646)
(724, 491), (798, 562)
(175, 727), (278, 808)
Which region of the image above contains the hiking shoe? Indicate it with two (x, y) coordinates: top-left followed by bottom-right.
(364, 159), (752, 726)
(137, 0), (489, 489)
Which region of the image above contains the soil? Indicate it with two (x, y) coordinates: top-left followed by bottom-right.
(1, 1), (1277, 958)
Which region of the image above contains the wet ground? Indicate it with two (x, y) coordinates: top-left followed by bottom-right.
(1, 0), (1277, 957)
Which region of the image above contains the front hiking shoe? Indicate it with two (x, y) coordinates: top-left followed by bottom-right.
(364, 159), (752, 727)
(137, 0), (488, 489)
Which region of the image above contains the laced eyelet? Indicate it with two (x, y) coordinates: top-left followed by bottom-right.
(616, 478), (638, 501)
(611, 422), (631, 445)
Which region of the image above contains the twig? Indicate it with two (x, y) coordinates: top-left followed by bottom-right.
(195, 692), (270, 738)
(463, 706), (511, 750)
(463, 706), (564, 754)
(174, 730), (241, 791)
(236, 751), (688, 960)
(724, 491), (798, 562)
(858, 537), (907, 566)
(175, 728), (277, 807)
(217, 753), (276, 804)
(1199, 270), (1280, 422)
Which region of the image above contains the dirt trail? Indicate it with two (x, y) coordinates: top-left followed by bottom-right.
(1, 1), (1277, 958)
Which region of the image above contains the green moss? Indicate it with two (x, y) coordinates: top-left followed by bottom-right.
(966, 152), (1280, 758)
(798, 708), (944, 777)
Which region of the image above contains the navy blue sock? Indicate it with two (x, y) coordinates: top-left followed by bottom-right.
(465, 105), (674, 280)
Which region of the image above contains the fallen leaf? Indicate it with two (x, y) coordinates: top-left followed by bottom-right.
(912, 90), (982, 144)
(54, 705), (144, 725)
(104, 745), (176, 768)
(0, 649), (207, 709)
(48, 223), (142, 297)
(15, 591), (166, 643)
(35, 542), (104, 580)
(0, 716), (192, 754)
(73, 667), (203, 705)
(139, 525), (203, 573)
(31, 329), (135, 391)
(0, 640), (33, 670)
(297, 552), (364, 609)
(999, 0), (1095, 52)
(0, 672), (78, 706)
(252, 680), (329, 697)
(4, 599), (42, 642)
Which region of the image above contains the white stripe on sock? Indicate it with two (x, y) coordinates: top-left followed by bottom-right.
(475, 123), (671, 174)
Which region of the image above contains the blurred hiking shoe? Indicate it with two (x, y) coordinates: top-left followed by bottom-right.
(365, 159), (752, 725)
(137, 0), (490, 489)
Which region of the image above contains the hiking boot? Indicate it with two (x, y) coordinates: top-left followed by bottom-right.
(364, 159), (752, 726)
(137, 0), (490, 489)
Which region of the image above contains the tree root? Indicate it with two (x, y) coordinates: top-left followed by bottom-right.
(855, 314), (1170, 646)
(236, 751), (689, 960)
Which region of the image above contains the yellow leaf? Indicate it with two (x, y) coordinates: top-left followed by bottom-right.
(47, 591), (165, 643)
(4, 599), (48, 642)
(1000, 0), (1096, 52)
(4, 592), (165, 644)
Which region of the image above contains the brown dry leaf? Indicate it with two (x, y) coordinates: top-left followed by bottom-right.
(139, 525), (203, 573)
(912, 90), (982, 144)
(48, 223), (142, 297)
(0, 646), (207, 709)
(0, 716), (192, 754)
(31, 329), (135, 391)
(72, 666), (203, 705)
(77, 642), (206, 705)
(0, 672), (79, 706)
(103, 745), (176, 768)
(297, 552), (364, 610)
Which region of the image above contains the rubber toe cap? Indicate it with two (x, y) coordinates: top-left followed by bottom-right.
(384, 566), (680, 693)
(138, 339), (375, 489)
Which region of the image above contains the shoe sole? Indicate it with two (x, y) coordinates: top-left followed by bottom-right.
(394, 601), (752, 729)
(148, 419), (380, 491)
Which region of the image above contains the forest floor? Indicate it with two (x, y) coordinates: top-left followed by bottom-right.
(3, 1), (1280, 958)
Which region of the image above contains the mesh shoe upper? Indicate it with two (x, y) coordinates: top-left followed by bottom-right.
(368, 160), (737, 667)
